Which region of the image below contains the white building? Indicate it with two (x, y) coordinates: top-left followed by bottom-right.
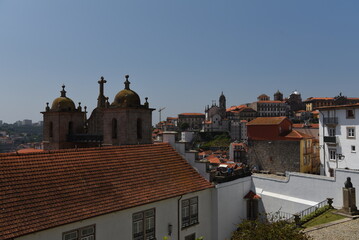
(319, 103), (359, 176)
(1, 143), (214, 240)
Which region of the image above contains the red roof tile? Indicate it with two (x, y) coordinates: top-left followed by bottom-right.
(244, 191), (261, 199)
(285, 130), (313, 139)
(246, 117), (288, 126)
(226, 105), (247, 112)
(0, 143), (213, 239)
(317, 103), (359, 110)
(16, 148), (44, 154)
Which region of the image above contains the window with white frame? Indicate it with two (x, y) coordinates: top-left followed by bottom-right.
(347, 127), (355, 139)
(133, 209), (155, 240)
(182, 197), (198, 228)
(63, 225), (95, 240)
(352, 145), (356, 153)
(329, 149), (336, 161)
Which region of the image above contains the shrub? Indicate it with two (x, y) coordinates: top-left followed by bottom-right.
(231, 218), (311, 240)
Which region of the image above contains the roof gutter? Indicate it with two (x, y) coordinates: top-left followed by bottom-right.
(319, 110), (326, 175)
(178, 195), (183, 240)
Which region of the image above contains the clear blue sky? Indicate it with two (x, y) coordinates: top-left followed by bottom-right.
(1, 0), (358, 124)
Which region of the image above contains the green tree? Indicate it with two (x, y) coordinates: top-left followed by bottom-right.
(180, 122), (190, 131)
(231, 218), (311, 240)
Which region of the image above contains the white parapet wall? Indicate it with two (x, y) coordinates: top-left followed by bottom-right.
(253, 169), (359, 215)
(211, 176), (252, 240)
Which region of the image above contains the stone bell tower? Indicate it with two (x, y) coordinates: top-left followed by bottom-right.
(42, 85), (86, 150)
(87, 75), (155, 146)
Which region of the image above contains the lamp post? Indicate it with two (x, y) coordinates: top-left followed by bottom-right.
(336, 153), (345, 169)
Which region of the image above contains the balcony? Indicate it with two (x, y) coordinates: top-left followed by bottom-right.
(323, 117), (338, 125)
(324, 136), (336, 143)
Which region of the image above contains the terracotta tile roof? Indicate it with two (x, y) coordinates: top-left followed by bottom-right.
(167, 117), (178, 120)
(246, 117), (288, 126)
(285, 130), (313, 139)
(292, 123), (319, 129)
(317, 103), (359, 110)
(304, 97), (334, 101)
(249, 130), (313, 141)
(226, 105), (247, 112)
(244, 191), (261, 199)
(0, 143), (213, 239)
(16, 148), (44, 154)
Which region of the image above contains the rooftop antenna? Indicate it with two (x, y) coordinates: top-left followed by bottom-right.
(158, 107), (166, 123)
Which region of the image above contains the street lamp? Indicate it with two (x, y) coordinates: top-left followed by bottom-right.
(336, 153), (345, 169)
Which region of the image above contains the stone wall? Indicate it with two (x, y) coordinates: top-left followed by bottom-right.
(248, 140), (300, 173)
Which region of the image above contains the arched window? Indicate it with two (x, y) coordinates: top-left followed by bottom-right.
(112, 119), (117, 139)
(137, 118), (142, 140)
(68, 121), (73, 135)
(49, 122), (53, 138)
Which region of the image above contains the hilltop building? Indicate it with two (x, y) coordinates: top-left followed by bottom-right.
(204, 92), (229, 132)
(247, 117), (318, 174)
(249, 93), (289, 117)
(304, 93), (359, 111)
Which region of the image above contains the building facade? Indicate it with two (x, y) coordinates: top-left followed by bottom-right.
(1, 143), (214, 240)
(304, 94), (359, 111)
(42, 75), (154, 150)
(319, 103), (359, 176)
(247, 117), (317, 174)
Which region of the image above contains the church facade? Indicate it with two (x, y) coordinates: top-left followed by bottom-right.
(42, 75), (154, 150)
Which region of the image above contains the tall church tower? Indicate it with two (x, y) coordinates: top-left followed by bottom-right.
(42, 85), (86, 150)
(274, 90), (283, 101)
(219, 92), (226, 109)
(87, 75), (154, 146)
(219, 92), (226, 118)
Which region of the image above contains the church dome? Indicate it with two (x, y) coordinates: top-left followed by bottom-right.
(111, 75), (141, 108)
(292, 90), (301, 95)
(51, 85), (76, 111)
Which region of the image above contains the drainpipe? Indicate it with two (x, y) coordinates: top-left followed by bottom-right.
(319, 111), (326, 175)
(178, 195), (183, 240)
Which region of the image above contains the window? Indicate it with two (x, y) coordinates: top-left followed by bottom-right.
(112, 119), (117, 139)
(68, 121), (73, 135)
(185, 233), (196, 240)
(328, 128), (336, 137)
(329, 149), (336, 161)
(133, 208), (155, 240)
(352, 145), (356, 153)
(347, 109), (355, 118)
(137, 119), (142, 140)
(182, 197), (198, 228)
(49, 122), (53, 138)
(63, 225), (95, 240)
(347, 127), (355, 139)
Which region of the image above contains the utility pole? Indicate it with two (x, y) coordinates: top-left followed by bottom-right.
(158, 107), (166, 123)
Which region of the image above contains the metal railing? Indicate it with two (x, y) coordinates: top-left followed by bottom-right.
(324, 136), (336, 143)
(323, 117), (338, 125)
(274, 198), (330, 222)
(296, 198), (328, 218)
